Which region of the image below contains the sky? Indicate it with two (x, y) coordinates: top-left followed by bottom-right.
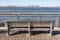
(0, 0), (60, 7)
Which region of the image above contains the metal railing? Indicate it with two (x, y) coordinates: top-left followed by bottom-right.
(0, 13), (57, 23)
(0, 12), (58, 27)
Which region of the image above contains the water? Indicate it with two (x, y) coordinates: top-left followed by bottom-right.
(0, 7), (60, 13)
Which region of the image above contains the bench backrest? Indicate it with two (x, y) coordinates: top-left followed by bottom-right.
(9, 22), (29, 27)
(6, 21), (52, 28)
(31, 22), (52, 27)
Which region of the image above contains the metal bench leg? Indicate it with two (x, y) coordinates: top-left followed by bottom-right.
(6, 22), (10, 36)
(28, 22), (31, 36)
(50, 23), (52, 36)
(5, 22), (10, 36)
(8, 27), (10, 36)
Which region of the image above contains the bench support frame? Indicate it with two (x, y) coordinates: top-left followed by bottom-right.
(5, 21), (53, 36)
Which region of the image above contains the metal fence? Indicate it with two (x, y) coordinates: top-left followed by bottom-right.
(0, 12), (59, 27)
(0, 14), (57, 23)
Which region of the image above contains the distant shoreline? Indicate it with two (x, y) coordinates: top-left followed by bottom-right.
(0, 6), (60, 8)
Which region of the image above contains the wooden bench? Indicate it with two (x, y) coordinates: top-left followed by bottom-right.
(5, 21), (53, 36)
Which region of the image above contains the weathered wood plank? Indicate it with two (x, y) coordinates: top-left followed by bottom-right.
(0, 29), (60, 40)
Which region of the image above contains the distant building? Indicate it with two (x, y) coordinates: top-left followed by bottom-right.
(30, 5), (40, 8)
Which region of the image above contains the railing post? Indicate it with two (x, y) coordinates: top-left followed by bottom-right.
(38, 16), (40, 21)
(16, 13), (19, 21)
(55, 16), (59, 27)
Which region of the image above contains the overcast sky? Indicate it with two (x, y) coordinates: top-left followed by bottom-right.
(0, 0), (60, 7)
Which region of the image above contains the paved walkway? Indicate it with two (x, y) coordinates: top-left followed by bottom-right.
(0, 29), (60, 40)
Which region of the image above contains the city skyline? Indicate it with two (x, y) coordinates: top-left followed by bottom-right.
(0, 0), (60, 7)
